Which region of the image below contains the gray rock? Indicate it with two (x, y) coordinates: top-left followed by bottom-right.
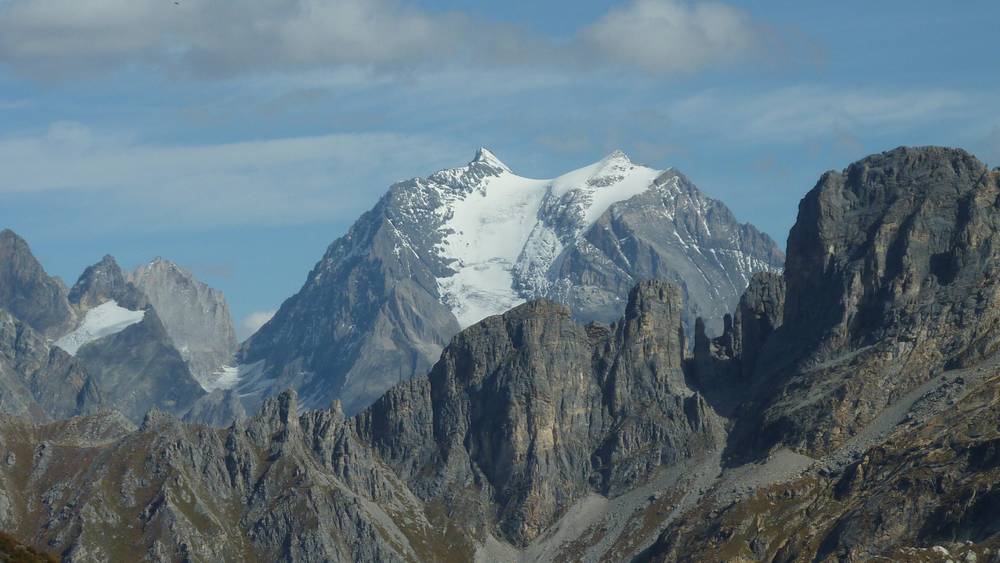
(131, 258), (237, 387)
(0, 229), (76, 337)
(750, 147), (1000, 455)
(68, 255), (145, 311)
(183, 388), (245, 427)
(0, 308), (102, 421)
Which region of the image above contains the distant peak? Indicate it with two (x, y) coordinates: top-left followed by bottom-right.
(0, 228), (26, 245)
(470, 147), (512, 173)
(600, 149), (631, 166)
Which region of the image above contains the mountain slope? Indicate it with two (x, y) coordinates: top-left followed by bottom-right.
(0, 308), (102, 421)
(58, 255), (207, 422)
(0, 229), (76, 338)
(742, 146), (1000, 457)
(238, 149), (782, 414)
(131, 258), (238, 388)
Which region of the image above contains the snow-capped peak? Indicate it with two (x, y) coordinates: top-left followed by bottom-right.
(600, 149), (631, 166)
(469, 147), (512, 173)
(431, 150), (667, 327)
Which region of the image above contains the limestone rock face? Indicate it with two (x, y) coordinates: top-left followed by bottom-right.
(750, 147), (1000, 455)
(359, 280), (725, 546)
(0, 280), (727, 560)
(0, 229), (75, 337)
(734, 270), (785, 379)
(131, 258), (237, 387)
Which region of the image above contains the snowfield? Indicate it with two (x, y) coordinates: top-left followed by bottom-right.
(433, 148), (667, 327)
(55, 300), (145, 355)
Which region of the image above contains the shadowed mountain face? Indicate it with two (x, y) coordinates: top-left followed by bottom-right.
(238, 150), (782, 416)
(68, 255), (146, 311)
(0, 246), (229, 424)
(0, 229), (76, 338)
(0, 309), (102, 422)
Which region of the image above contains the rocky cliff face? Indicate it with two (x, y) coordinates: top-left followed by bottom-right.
(238, 150), (781, 416)
(360, 281), (724, 546)
(0, 229), (76, 338)
(644, 369), (1000, 563)
(0, 309), (102, 422)
(747, 147), (1000, 456)
(131, 258), (238, 388)
(548, 169), (784, 332)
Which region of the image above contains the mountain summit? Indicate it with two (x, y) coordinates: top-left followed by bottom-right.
(237, 150), (783, 414)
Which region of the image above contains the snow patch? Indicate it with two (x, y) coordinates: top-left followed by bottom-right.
(203, 365), (240, 392)
(207, 360), (264, 392)
(55, 300), (145, 355)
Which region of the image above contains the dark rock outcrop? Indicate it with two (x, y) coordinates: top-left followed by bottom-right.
(0, 280), (725, 560)
(359, 280), (724, 546)
(747, 147), (1000, 455)
(67, 255), (145, 311)
(0, 229), (75, 337)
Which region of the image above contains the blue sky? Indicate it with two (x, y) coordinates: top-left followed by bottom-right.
(1, 0), (998, 337)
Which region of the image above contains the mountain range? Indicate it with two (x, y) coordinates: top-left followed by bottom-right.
(1, 146), (996, 561)
(0, 237), (237, 423)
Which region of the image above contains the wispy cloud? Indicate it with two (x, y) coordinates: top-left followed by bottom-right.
(580, 0), (763, 73)
(240, 309), (276, 339)
(668, 86), (974, 140)
(0, 0), (799, 79)
(0, 122), (464, 229)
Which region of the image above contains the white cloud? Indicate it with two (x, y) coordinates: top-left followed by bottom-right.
(241, 309), (276, 338)
(581, 0), (761, 73)
(667, 86), (974, 140)
(0, 122), (464, 229)
(0, 0), (467, 76)
(0, 0), (784, 78)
